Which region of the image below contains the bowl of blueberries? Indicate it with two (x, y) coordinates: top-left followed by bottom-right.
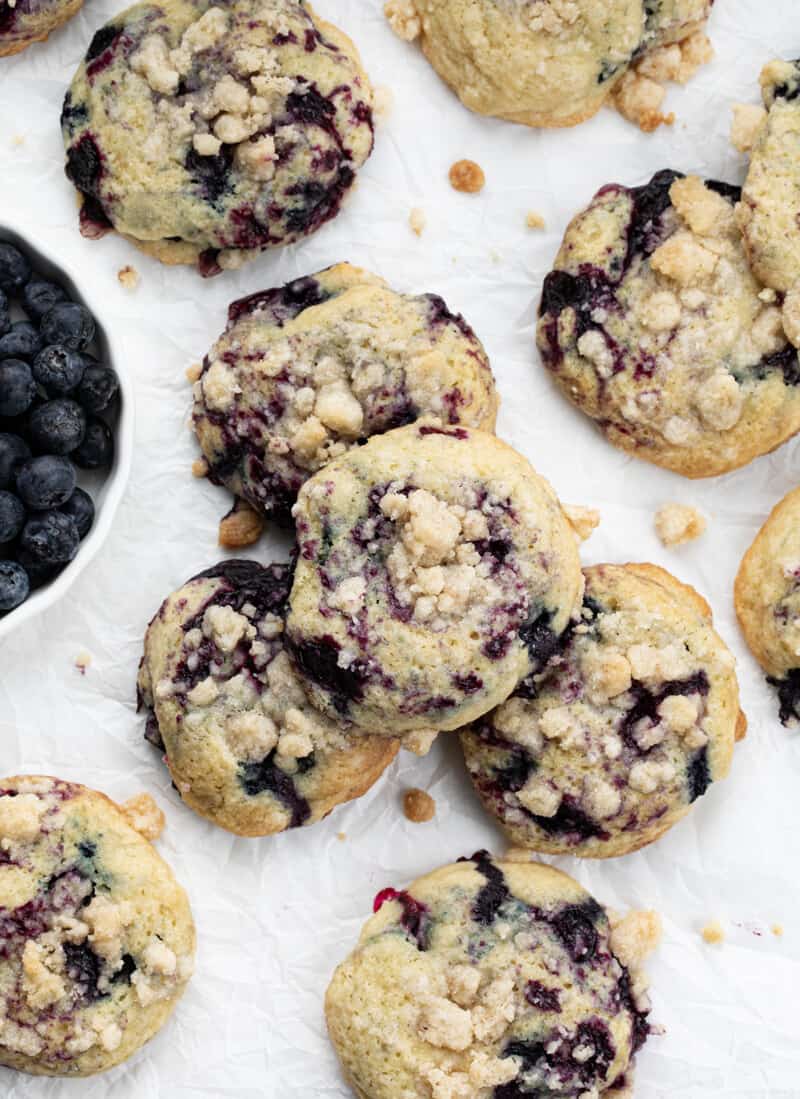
(0, 226), (132, 635)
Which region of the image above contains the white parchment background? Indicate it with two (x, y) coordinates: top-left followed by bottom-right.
(1, 0), (799, 1095)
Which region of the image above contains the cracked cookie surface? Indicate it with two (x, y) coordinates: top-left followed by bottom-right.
(0, 0), (82, 56)
(326, 853), (658, 1099)
(61, 0), (373, 274)
(735, 486), (800, 726)
(737, 59), (800, 296)
(286, 422), (582, 735)
(192, 263), (499, 522)
(385, 0), (711, 129)
(461, 564), (742, 859)
(138, 559), (398, 836)
(537, 170), (800, 478)
(0, 776), (194, 1077)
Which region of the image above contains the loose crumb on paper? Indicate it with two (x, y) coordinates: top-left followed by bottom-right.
(117, 265), (140, 290)
(384, 0), (420, 41)
(730, 103), (767, 153)
(121, 793), (165, 842)
(409, 207), (426, 236)
(655, 503), (706, 547)
(449, 159), (485, 194)
(609, 910), (662, 967)
(191, 458), (209, 478)
(772, 923), (784, 937)
(403, 788), (436, 823)
(564, 504), (600, 542)
(373, 85), (394, 123)
(402, 729), (437, 756)
(218, 501), (264, 548)
(526, 211), (546, 230)
(336, 832), (347, 842)
(10, 135), (25, 147)
(75, 650), (92, 675)
(701, 920), (725, 945)
(186, 362), (203, 383)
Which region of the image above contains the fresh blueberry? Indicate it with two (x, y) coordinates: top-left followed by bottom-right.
(17, 547), (60, 589)
(20, 510), (80, 564)
(16, 455), (76, 510)
(0, 358), (36, 417)
(0, 322), (41, 361)
(0, 243), (31, 294)
(22, 277), (68, 320)
(0, 561), (30, 611)
(32, 345), (86, 395)
(60, 486), (94, 538)
(0, 490), (25, 542)
(0, 432), (30, 489)
(0, 289), (9, 337)
(40, 302), (95, 351)
(72, 416), (113, 468)
(76, 359), (118, 412)
(28, 399), (86, 455)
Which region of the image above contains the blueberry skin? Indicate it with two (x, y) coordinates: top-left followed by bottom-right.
(72, 416), (113, 469)
(0, 490), (25, 542)
(0, 322), (42, 361)
(40, 302), (95, 351)
(0, 561), (30, 611)
(0, 289), (10, 338)
(61, 486), (94, 538)
(17, 547), (60, 590)
(0, 358), (36, 417)
(76, 360), (119, 413)
(33, 345), (86, 396)
(20, 510), (80, 564)
(16, 455), (77, 510)
(28, 399), (86, 455)
(0, 433), (31, 489)
(0, 243), (31, 294)
(22, 278), (68, 320)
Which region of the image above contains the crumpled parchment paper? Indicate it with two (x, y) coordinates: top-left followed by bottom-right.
(1, 0), (799, 1095)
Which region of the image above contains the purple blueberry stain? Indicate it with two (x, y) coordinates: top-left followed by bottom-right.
(551, 899), (603, 964)
(767, 669), (800, 725)
(525, 980), (562, 1013)
(288, 634), (368, 714)
(465, 850), (510, 925)
(238, 751), (311, 827)
(373, 887), (431, 950)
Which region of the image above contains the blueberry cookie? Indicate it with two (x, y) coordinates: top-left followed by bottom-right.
(287, 423), (583, 735)
(326, 852), (660, 1099)
(0, 776), (194, 1077)
(537, 171), (800, 478)
(192, 264), (499, 522)
(737, 60), (800, 295)
(461, 564), (744, 859)
(0, 0), (82, 56)
(138, 559), (399, 836)
(735, 486), (800, 725)
(385, 0), (712, 130)
(61, 0), (373, 276)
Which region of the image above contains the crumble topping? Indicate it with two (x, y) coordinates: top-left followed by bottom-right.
(449, 160), (485, 194)
(730, 103), (767, 153)
(121, 793), (165, 841)
(384, 0), (420, 41)
(409, 206), (427, 235)
(783, 286), (800, 349)
(218, 501), (265, 547)
(402, 729), (438, 755)
(563, 504), (600, 542)
(0, 793), (45, 845)
(701, 920), (724, 945)
(404, 787), (436, 822)
(654, 503), (706, 547)
(526, 210), (546, 230)
(616, 31), (712, 132)
(117, 265), (140, 290)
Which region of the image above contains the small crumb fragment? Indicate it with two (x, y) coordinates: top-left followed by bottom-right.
(614, 69), (674, 132)
(336, 831), (347, 842)
(75, 650), (91, 675)
(117, 265), (140, 290)
(409, 207), (426, 236)
(782, 285), (800, 349)
(11, 135), (25, 147)
(609, 910), (662, 967)
(654, 503), (706, 547)
(449, 159), (485, 194)
(402, 729), (437, 755)
(191, 458), (209, 478)
(730, 102), (768, 153)
(373, 84), (393, 123)
(772, 923), (784, 937)
(403, 788), (436, 823)
(563, 504), (600, 542)
(702, 919), (725, 945)
(503, 847), (533, 863)
(384, 0), (420, 41)
(121, 793), (165, 841)
(526, 210), (546, 230)
(218, 501), (264, 548)
(185, 362), (203, 383)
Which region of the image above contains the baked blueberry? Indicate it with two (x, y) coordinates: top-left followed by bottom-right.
(0, 358), (36, 417)
(33, 344), (86, 395)
(0, 489), (25, 543)
(72, 416), (113, 468)
(60, 486), (94, 538)
(0, 321), (42, 360)
(76, 359), (119, 413)
(0, 560), (30, 611)
(16, 454), (77, 510)
(28, 398), (86, 455)
(40, 301), (95, 351)
(22, 276), (68, 319)
(0, 242), (31, 293)
(0, 432), (30, 489)
(20, 510), (80, 564)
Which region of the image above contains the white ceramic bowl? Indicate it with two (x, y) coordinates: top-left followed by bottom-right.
(0, 225), (133, 638)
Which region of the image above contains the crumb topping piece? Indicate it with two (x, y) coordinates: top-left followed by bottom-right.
(730, 103), (768, 153)
(701, 919), (724, 945)
(449, 160), (485, 194)
(218, 501), (265, 548)
(654, 503), (707, 547)
(121, 792), (166, 841)
(403, 787), (436, 822)
(615, 31), (713, 132)
(409, 206), (427, 236)
(384, 0), (420, 41)
(563, 504), (600, 542)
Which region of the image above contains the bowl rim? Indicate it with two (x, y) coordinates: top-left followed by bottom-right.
(0, 222), (135, 640)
